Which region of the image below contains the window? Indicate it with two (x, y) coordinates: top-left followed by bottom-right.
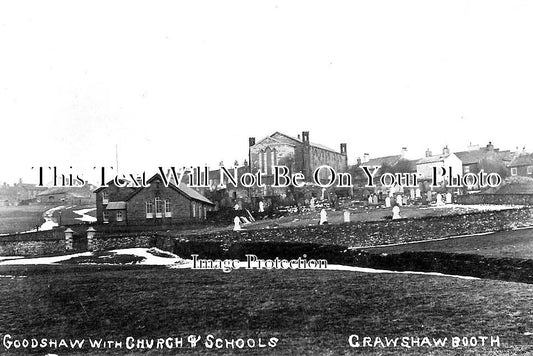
(146, 201), (154, 218)
(511, 167), (518, 176)
(192, 202), (196, 217)
(203, 206), (207, 220)
(164, 199), (172, 217)
(528, 166), (533, 175)
(155, 197), (163, 218)
(116, 210), (124, 222)
(464, 165), (470, 174)
(102, 191), (109, 204)
(103, 210), (109, 223)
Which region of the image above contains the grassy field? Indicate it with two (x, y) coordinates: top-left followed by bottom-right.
(0, 205), (53, 234)
(0, 265), (531, 355)
(363, 228), (533, 259)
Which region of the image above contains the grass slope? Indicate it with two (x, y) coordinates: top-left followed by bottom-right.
(363, 228), (533, 259)
(0, 265), (531, 355)
(0, 205), (53, 234)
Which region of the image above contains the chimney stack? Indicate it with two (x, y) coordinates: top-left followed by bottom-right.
(442, 146), (450, 155)
(486, 141), (494, 151)
(401, 147), (407, 157)
(249, 137), (256, 147)
(340, 143), (347, 155)
(302, 131), (310, 144)
(425, 149), (432, 157)
(363, 153), (370, 163)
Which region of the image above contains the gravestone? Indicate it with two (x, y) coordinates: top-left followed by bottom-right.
(310, 197), (315, 210)
(416, 188), (421, 198)
(319, 209), (328, 225)
(233, 216), (242, 231)
(410, 188), (415, 200)
(258, 201), (264, 213)
(343, 210), (350, 223)
(446, 192), (452, 204)
(385, 196), (391, 208)
(372, 195), (378, 204)
(396, 195), (403, 206)
(392, 206), (401, 219)
(436, 193), (444, 206)
(426, 191), (432, 203)
(368, 195), (373, 204)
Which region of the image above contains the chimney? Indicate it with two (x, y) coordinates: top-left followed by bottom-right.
(297, 134), (301, 140)
(340, 143), (347, 155)
(401, 147), (407, 157)
(357, 157), (362, 165)
(363, 153), (370, 163)
(425, 148), (432, 157)
(442, 145), (450, 155)
(249, 137), (256, 147)
(486, 141), (494, 151)
(302, 131), (310, 144)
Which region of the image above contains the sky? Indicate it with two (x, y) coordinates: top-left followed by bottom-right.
(1, 1), (532, 185)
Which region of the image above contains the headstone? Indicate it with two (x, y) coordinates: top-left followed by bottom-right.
(436, 193), (444, 206)
(446, 192), (452, 204)
(368, 195), (373, 204)
(258, 201), (264, 213)
(385, 196), (391, 208)
(392, 206), (401, 219)
(319, 209), (328, 225)
(416, 188), (421, 198)
(343, 210), (350, 223)
(321, 188), (326, 200)
(410, 188), (415, 200)
(396, 194), (403, 206)
(234, 203), (240, 211)
(372, 194), (378, 205)
(403, 195), (408, 206)
(310, 197), (315, 210)
(233, 216), (242, 231)
(426, 191), (432, 203)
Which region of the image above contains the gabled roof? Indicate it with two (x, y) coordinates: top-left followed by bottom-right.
(93, 179), (131, 193)
(416, 153), (451, 165)
(509, 154), (533, 168)
(125, 174), (214, 205)
(364, 155), (402, 167)
(274, 132), (340, 153)
(253, 131), (341, 154)
(455, 150), (490, 165)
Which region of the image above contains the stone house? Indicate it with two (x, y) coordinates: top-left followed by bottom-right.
(416, 146), (463, 184)
(94, 174), (214, 226)
(509, 153), (533, 177)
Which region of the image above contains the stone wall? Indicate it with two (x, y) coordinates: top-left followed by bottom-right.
(158, 207), (533, 249)
(0, 228), (65, 256)
(90, 232), (156, 252)
(456, 194), (533, 205)
(3, 207), (533, 257)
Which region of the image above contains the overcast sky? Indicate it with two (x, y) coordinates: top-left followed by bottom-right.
(1, 1), (532, 185)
